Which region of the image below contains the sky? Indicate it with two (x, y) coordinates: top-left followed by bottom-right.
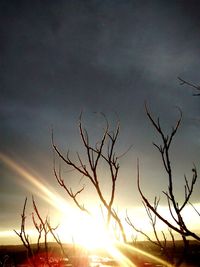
(1, 0), (200, 245)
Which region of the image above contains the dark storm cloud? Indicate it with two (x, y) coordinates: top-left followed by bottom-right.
(0, 0), (199, 147)
(1, 0), (200, 113)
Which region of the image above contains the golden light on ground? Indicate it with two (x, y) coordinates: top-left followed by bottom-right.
(114, 242), (172, 267)
(56, 211), (173, 267)
(106, 245), (137, 267)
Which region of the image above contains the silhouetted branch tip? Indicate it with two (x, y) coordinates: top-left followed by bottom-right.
(178, 76), (200, 96)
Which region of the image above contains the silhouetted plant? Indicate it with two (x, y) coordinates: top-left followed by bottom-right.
(52, 113), (128, 242)
(0, 255), (11, 267)
(14, 197), (34, 263)
(15, 197), (67, 267)
(127, 104), (199, 266)
(126, 198), (176, 264)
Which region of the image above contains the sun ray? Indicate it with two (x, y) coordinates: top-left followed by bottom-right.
(0, 153), (177, 266)
(106, 245), (137, 267)
(0, 152), (71, 214)
(114, 242), (173, 267)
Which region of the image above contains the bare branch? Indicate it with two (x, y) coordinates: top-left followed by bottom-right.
(137, 105), (200, 256)
(179, 167), (197, 212)
(126, 212), (159, 246)
(14, 197), (34, 259)
(52, 113), (127, 242)
(15, 197), (71, 266)
(178, 77), (200, 96)
(190, 202), (200, 217)
(137, 157), (200, 241)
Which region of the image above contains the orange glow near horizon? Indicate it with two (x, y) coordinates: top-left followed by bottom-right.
(1, 152), (200, 267)
(0, 152), (119, 249)
(0, 152), (74, 245)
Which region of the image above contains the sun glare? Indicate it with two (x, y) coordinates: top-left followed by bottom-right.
(0, 153), (116, 250)
(1, 152), (199, 267)
(58, 211), (115, 250)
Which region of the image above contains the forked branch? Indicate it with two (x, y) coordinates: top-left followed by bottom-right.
(178, 77), (200, 96)
(14, 197), (34, 260)
(52, 114), (127, 242)
(137, 106), (200, 243)
(15, 197), (69, 266)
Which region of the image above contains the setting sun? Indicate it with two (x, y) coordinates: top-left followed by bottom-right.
(57, 210), (115, 250)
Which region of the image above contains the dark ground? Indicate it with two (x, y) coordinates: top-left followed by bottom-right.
(0, 241), (200, 267)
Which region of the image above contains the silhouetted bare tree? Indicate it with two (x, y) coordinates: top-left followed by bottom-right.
(15, 197), (68, 267)
(52, 113), (127, 242)
(127, 104), (199, 266)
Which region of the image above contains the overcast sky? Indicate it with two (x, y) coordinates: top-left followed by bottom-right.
(1, 0), (200, 244)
